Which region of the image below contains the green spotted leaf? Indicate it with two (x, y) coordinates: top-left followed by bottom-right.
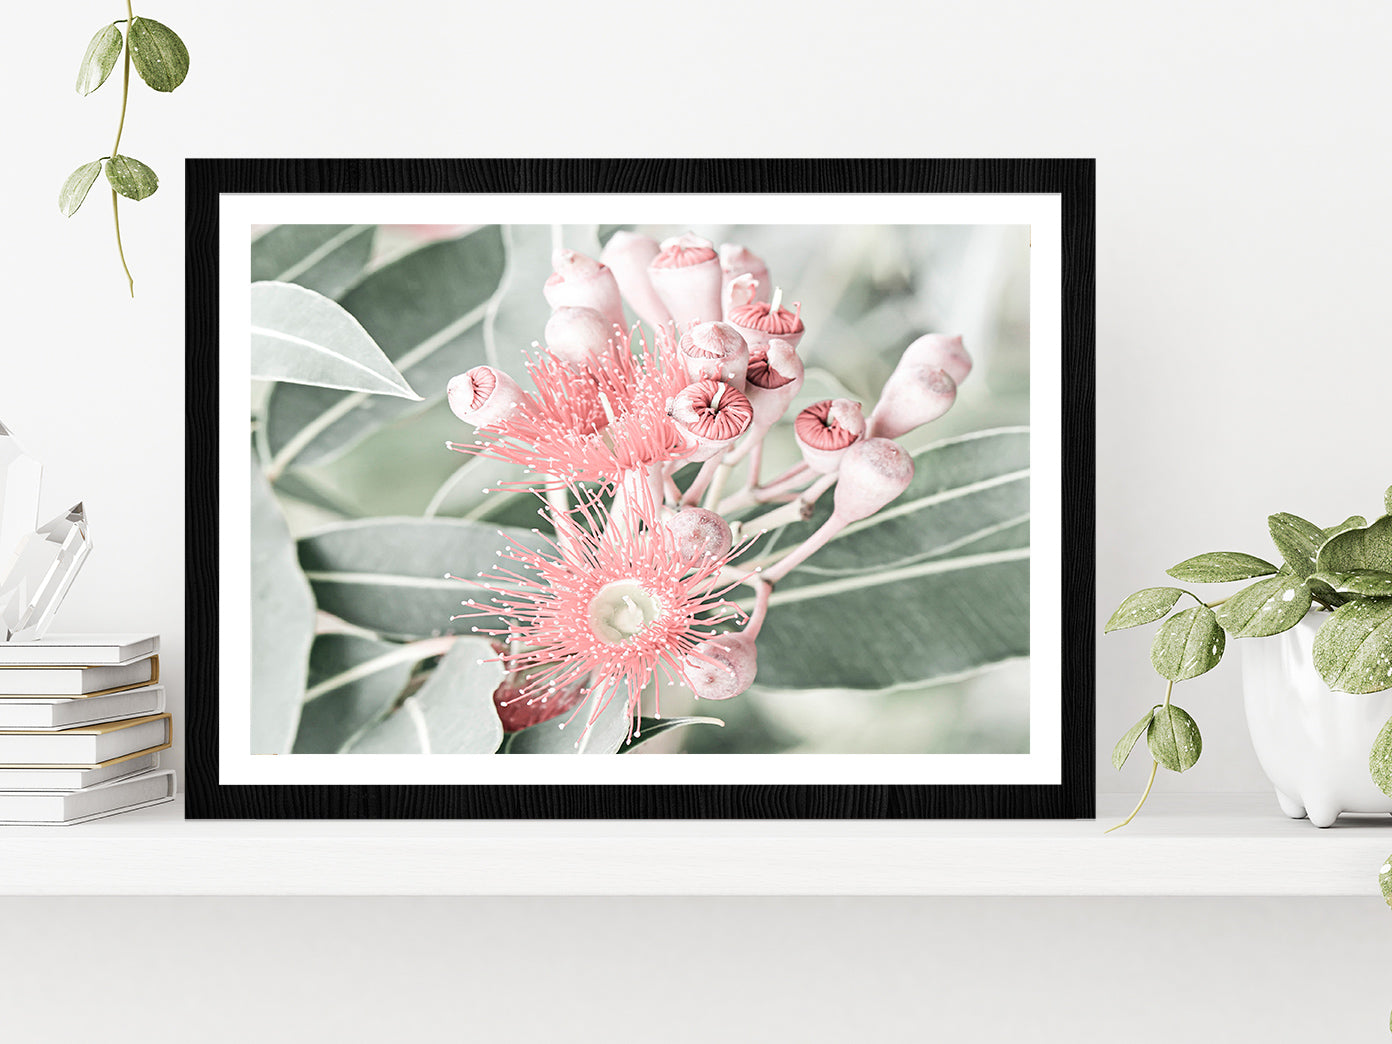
(1166, 552), (1277, 584)
(1147, 704), (1202, 772)
(1325, 515), (1367, 540)
(1312, 598), (1392, 694)
(1371, 717), (1392, 799)
(128, 17), (189, 92)
(105, 155), (158, 201)
(1105, 588), (1185, 633)
(1379, 850), (1392, 909)
(1150, 606), (1225, 681)
(1317, 515), (1392, 575)
(1214, 575), (1312, 638)
(1308, 570), (1392, 599)
(1267, 513), (1325, 579)
(1112, 708), (1156, 770)
(75, 24), (123, 95)
(58, 160), (104, 217)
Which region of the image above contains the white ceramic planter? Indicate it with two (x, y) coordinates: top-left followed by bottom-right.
(1241, 611), (1392, 827)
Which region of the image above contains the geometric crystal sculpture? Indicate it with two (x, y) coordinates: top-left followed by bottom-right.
(0, 421), (42, 570)
(0, 502), (92, 642)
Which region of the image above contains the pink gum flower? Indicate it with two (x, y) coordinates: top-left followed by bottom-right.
(678, 320), (750, 390)
(447, 366), (532, 430)
(744, 338), (804, 431)
(600, 231), (672, 330)
(663, 507), (734, 567)
(867, 364), (957, 440)
(492, 672), (588, 732)
(543, 306), (617, 368)
(794, 398), (865, 474)
(669, 379), (754, 461)
(719, 244), (770, 318)
(543, 249), (626, 332)
(900, 333), (972, 385)
(728, 291), (805, 351)
(648, 233), (723, 326)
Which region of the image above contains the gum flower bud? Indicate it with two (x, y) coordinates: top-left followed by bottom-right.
(678, 320), (750, 389)
(683, 632), (758, 701)
(543, 249), (626, 332)
(492, 675), (587, 733)
(600, 231), (672, 330)
(900, 333), (972, 385)
(744, 338), (804, 429)
(447, 366), (530, 430)
(543, 306), (615, 368)
(649, 232), (723, 325)
(728, 288), (804, 351)
(663, 508), (734, 566)
(720, 243), (770, 317)
(867, 365), (957, 440)
(832, 438), (914, 522)
(794, 398), (865, 474)
(669, 379), (754, 460)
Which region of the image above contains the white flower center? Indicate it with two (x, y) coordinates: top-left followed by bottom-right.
(588, 581), (662, 643)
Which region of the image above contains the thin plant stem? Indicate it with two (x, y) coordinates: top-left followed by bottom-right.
(111, 0), (136, 296)
(1107, 679), (1175, 832)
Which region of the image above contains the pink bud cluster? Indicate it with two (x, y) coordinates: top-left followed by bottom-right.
(445, 231), (971, 745)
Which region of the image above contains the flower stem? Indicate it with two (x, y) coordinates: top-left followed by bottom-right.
(111, 0), (136, 296)
(1106, 679), (1174, 832)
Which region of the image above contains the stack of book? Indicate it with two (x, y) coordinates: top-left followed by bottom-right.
(0, 634), (174, 825)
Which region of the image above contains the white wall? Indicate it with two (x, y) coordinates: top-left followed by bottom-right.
(2, 2), (1389, 1040)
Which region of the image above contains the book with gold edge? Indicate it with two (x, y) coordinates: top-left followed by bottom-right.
(0, 713), (171, 767)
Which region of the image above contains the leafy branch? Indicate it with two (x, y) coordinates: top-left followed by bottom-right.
(60, 5), (189, 296)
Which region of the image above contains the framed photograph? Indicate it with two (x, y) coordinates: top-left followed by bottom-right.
(186, 158), (1094, 819)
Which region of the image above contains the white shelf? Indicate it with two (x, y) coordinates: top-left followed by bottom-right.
(0, 794), (1387, 896)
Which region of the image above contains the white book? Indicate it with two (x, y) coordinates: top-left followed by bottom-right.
(0, 751), (161, 790)
(0, 685), (165, 730)
(0, 634), (159, 666)
(0, 654), (158, 696)
(0, 714), (171, 767)
(0, 769), (176, 825)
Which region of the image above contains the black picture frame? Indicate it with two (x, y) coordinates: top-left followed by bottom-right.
(185, 157), (1095, 819)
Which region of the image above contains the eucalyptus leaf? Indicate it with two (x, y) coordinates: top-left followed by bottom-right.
(1316, 515), (1392, 575)
(1105, 588), (1185, 633)
(1370, 717), (1392, 799)
(105, 154), (158, 201)
(1214, 575), (1312, 638)
(58, 160), (103, 217)
(502, 687), (631, 754)
(1147, 704), (1202, 772)
(1150, 606), (1225, 681)
(622, 716), (726, 751)
(265, 226), (505, 472)
(297, 516), (534, 640)
(1312, 598), (1392, 695)
(75, 24), (122, 95)
(251, 281), (421, 399)
(292, 633), (417, 753)
(251, 456), (315, 754)
(1308, 570), (1392, 599)
(1112, 708), (1156, 770)
(127, 17), (189, 92)
(1267, 513), (1325, 579)
(1325, 515), (1367, 540)
(251, 225), (374, 299)
(1166, 552), (1277, 584)
(346, 638), (504, 754)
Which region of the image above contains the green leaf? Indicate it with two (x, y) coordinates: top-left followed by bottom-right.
(1105, 588), (1185, 633)
(1267, 513), (1326, 579)
(292, 634), (417, 753)
(1304, 573), (1350, 610)
(346, 638), (504, 753)
(75, 24), (122, 95)
(127, 17), (188, 92)
(1370, 717), (1392, 799)
(1150, 606), (1225, 681)
(1147, 704), (1202, 772)
(745, 428), (1029, 690)
(1379, 851), (1392, 910)
(57, 160), (103, 217)
(104, 155), (158, 201)
(1112, 708), (1156, 770)
(1325, 515), (1367, 540)
(251, 455), (315, 754)
(502, 688), (631, 754)
(1214, 575), (1312, 638)
(622, 716), (725, 752)
(1317, 515), (1392, 575)
(1166, 552), (1277, 584)
(251, 225), (375, 300)
(1385, 486), (1391, 515)
(1309, 570), (1392, 599)
(1312, 598), (1392, 694)
(251, 281), (421, 399)
(297, 516), (533, 640)
(265, 226), (505, 471)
